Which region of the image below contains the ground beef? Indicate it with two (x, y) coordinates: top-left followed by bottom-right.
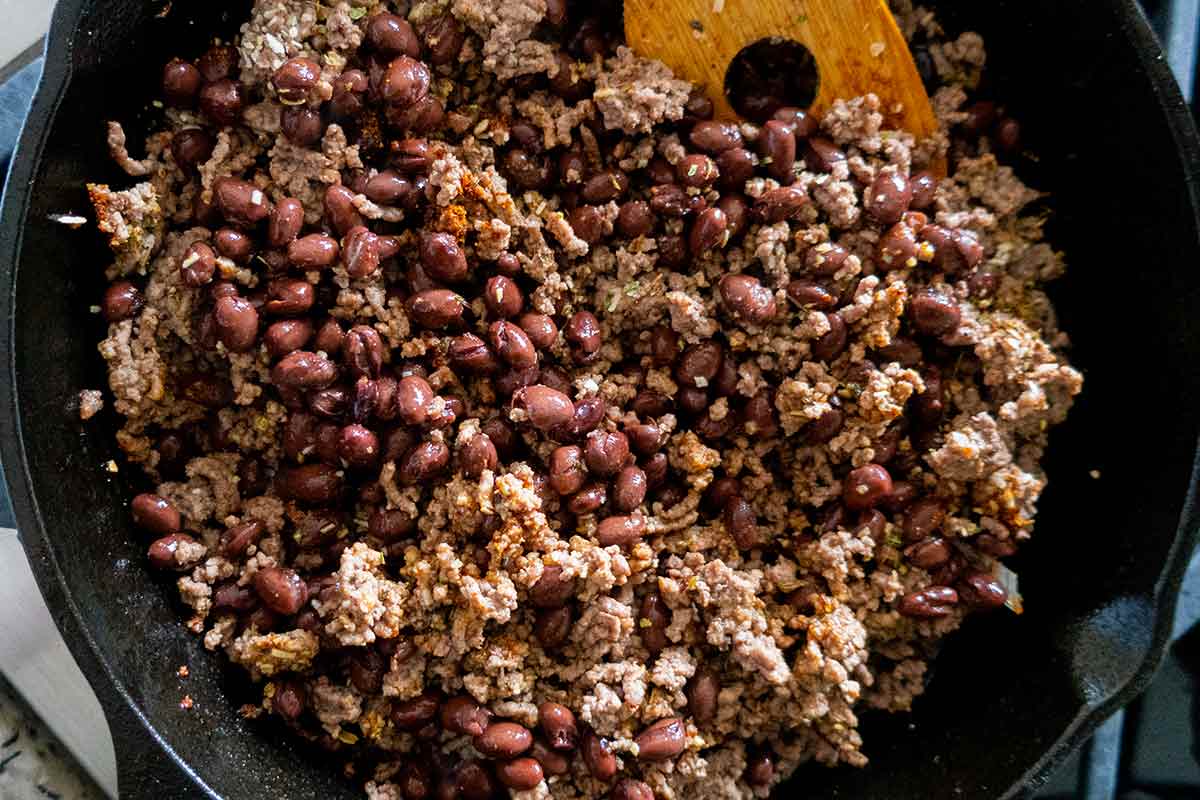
(593, 47), (692, 134)
(88, 182), (165, 277)
(93, 3), (1081, 797)
(78, 389), (104, 420)
(316, 543), (408, 647)
(228, 629), (320, 679)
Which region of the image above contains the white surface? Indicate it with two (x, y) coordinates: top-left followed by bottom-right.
(0, 0), (51, 68)
(0, 529), (117, 798)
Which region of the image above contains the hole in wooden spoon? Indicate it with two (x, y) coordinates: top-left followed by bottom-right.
(724, 38), (819, 122)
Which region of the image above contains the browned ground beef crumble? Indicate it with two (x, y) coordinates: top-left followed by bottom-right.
(87, 0), (1082, 797)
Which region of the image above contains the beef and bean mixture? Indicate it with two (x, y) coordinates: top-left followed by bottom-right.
(86, 0), (1081, 797)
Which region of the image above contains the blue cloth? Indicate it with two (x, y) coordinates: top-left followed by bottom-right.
(0, 57), (41, 529)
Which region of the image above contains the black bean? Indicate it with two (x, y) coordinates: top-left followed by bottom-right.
(264, 278), (314, 317)
(724, 496), (759, 548)
(264, 198), (303, 249)
(392, 693), (442, 735)
(131, 493), (180, 536)
(910, 287), (962, 336)
(502, 149), (551, 191)
(496, 758), (542, 791)
(690, 207), (728, 255)
(475, 722), (533, 759)
(558, 149), (586, 186)
(215, 178), (270, 228)
(199, 79), (243, 127)
(254, 567), (309, 615)
(754, 185), (808, 223)
(616, 201), (654, 238)
(633, 388), (672, 419)
(568, 205), (606, 244)
(899, 586), (959, 618)
(490, 320), (538, 369)
(162, 59), (202, 107)
(343, 325), (384, 380)
(536, 605), (573, 649)
(337, 424), (379, 467)
(420, 232), (469, 283)
(514, 314), (555, 352)
(441, 695), (492, 738)
(264, 319), (313, 358)
(760, 120), (797, 183)
(904, 537), (952, 569)
(272, 57), (320, 104)
(399, 440), (450, 484)
(582, 729), (618, 781)
(843, 464), (893, 511)
(147, 533), (200, 570)
(324, 184), (364, 235)
(638, 592), (670, 655)
(281, 105), (324, 146)
(689, 121), (743, 153)
(424, 14), (466, 65)
(687, 670), (719, 724)
(657, 233), (690, 268)
(634, 717), (686, 761)
(170, 128), (214, 171)
(595, 514), (645, 547)
(606, 466), (644, 512)
(867, 171), (913, 226)
(513, 385), (575, 431)
(449, 333), (501, 375)
(368, 507), (415, 541)
(745, 753), (775, 788)
(580, 170), (630, 204)
(381, 55), (431, 109)
(805, 242), (849, 277)
(272, 350), (338, 390)
(649, 183), (691, 218)
(367, 12), (421, 58)
(910, 171), (939, 210)
(549, 446), (588, 496)
(719, 274), (776, 323)
(102, 280), (144, 322)
(774, 106), (819, 138)
(809, 311), (847, 362)
(281, 462), (342, 503)
(677, 154), (718, 190)
(549, 51), (591, 102)
(197, 44), (237, 82)
(803, 137), (846, 173)
(213, 295), (259, 352)
(585, 431), (630, 477)
(565, 310), (602, 356)
(407, 290), (465, 329)
(675, 340), (723, 388)
(329, 68), (368, 120)
(537, 702), (578, 751)
(785, 279), (836, 310)
(994, 117), (1022, 153)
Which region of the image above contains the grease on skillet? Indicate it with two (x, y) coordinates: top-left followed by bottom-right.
(81, 0), (1080, 796)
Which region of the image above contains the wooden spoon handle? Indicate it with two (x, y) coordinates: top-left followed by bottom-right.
(624, 0), (939, 142)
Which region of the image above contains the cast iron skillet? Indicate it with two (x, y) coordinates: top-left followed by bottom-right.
(2, 0), (1200, 797)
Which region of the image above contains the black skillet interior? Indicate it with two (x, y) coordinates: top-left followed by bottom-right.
(1, 0), (1199, 798)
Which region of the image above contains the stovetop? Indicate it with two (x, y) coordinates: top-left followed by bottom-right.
(0, 2), (1199, 798)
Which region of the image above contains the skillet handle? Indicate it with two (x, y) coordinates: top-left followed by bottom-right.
(97, 694), (210, 799)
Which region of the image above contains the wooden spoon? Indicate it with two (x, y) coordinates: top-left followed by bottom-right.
(624, 0), (940, 145)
